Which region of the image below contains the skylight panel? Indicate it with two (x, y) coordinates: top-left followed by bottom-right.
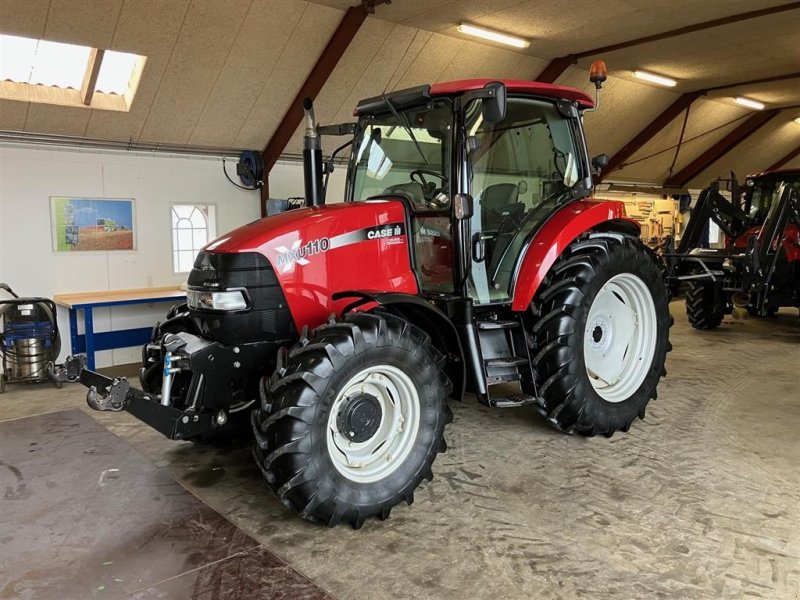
(0, 35), (38, 82)
(0, 33), (146, 112)
(95, 50), (139, 95)
(0, 34), (90, 88)
(30, 40), (91, 88)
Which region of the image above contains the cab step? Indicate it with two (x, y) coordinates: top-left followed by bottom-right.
(477, 320), (520, 330)
(472, 312), (538, 408)
(486, 394), (538, 408)
(484, 356), (528, 368)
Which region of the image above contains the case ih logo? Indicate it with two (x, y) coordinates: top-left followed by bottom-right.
(367, 224), (402, 239)
(275, 238), (330, 273)
(273, 222), (405, 273)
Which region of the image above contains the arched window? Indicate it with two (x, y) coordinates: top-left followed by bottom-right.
(171, 204), (216, 272)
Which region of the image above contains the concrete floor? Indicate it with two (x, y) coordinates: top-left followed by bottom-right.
(1, 300), (798, 599)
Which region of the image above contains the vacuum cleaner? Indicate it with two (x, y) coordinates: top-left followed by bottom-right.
(0, 284), (82, 393)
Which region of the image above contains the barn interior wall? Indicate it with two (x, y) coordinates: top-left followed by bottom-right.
(0, 145), (329, 367)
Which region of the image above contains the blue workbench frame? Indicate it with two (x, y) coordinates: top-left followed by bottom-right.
(66, 294), (185, 370)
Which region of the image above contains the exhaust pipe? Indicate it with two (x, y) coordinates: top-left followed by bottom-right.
(302, 97), (324, 207)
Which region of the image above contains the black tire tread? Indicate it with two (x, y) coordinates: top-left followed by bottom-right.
(686, 282), (724, 330)
(252, 311), (452, 529)
(529, 233), (672, 437)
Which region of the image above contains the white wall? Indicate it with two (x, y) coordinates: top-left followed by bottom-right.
(0, 145), (350, 368)
(0, 145), (267, 367)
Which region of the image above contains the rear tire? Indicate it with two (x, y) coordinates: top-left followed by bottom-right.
(686, 282), (725, 329)
(526, 233), (672, 436)
(252, 311), (452, 529)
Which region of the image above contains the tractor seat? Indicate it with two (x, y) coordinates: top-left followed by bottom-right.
(383, 182), (426, 207)
(481, 183), (525, 233)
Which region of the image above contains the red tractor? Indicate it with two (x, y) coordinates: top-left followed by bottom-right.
(668, 169), (800, 327)
(73, 68), (672, 528)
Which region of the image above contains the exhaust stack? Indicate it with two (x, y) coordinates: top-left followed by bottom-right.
(302, 97), (324, 207)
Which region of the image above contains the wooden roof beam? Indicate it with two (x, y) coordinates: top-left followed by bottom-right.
(535, 56), (575, 83)
(535, 3), (800, 82)
(664, 109), (781, 187)
(599, 91), (703, 181)
(703, 72), (800, 93)
(599, 72), (800, 181)
(767, 145), (800, 171)
(81, 48), (105, 106)
(260, 1), (387, 215)
(573, 2), (800, 59)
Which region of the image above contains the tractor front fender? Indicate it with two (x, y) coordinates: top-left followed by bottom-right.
(332, 291), (466, 400)
(511, 201), (638, 311)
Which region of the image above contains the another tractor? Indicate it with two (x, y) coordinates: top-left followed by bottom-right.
(72, 66), (672, 528)
(667, 169), (800, 328)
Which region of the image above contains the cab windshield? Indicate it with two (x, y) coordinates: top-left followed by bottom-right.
(350, 99), (452, 209)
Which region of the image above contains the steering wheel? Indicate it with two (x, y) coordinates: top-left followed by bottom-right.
(410, 169), (448, 208)
(410, 168), (446, 187)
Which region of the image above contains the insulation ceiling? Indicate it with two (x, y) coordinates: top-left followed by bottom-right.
(0, 0), (798, 188)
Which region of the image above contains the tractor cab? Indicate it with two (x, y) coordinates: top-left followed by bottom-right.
(346, 79), (597, 308)
(740, 168), (800, 229)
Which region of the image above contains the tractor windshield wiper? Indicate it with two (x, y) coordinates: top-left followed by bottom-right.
(383, 95), (430, 167)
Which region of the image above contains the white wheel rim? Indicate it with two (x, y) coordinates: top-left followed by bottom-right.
(326, 365), (420, 483)
(583, 273), (657, 403)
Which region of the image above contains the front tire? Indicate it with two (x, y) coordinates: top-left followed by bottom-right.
(686, 282), (725, 329)
(252, 311), (452, 528)
(526, 234), (671, 436)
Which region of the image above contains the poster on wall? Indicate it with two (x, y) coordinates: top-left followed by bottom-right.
(50, 197), (136, 252)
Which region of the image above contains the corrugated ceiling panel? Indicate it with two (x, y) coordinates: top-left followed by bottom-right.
(614, 99), (751, 183)
(138, 0), (253, 144)
(0, 101), (29, 130)
(231, 2), (343, 149)
(43, 0), (124, 49)
(84, 0), (192, 141)
(0, 0), (50, 38)
(557, 66), (678, 159)
(188, 0), (309, 146)
(315, 19), (418, 124)
(311, 0), (791, 61)
(579, 12), (800, 91)
(282, 19), (550, 155)
(24, 103), (91, 136)
(687, 114), (800, 187)
(282, 18), (420, 155)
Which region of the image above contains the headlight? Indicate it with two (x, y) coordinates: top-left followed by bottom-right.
(187, 289), (248, 311)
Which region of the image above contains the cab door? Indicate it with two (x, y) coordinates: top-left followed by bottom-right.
(462, 97), (583, 305)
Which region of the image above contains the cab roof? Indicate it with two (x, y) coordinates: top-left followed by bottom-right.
(747, 167), (800, 180)
(355, 79), (594, 116)
(429, 79), (594, 108)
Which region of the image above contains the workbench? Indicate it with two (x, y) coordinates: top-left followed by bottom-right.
(54, 287), (186, 371)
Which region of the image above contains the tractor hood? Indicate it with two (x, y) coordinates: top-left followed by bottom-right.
(205, 199), (407, 258)
(200, 199), (419, 328)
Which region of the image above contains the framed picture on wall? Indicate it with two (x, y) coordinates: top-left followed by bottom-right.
(50, 197), (137, 252)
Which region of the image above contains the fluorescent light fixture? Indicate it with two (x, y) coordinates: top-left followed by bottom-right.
(632, 70), (677, 87)
(734, 96), (765, 110)
(457, 23), (530, 48)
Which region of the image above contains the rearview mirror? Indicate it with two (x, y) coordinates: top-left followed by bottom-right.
(591, 153), (609, 173)
(454, 193), (473, 220)
(481, 81), (507, 123)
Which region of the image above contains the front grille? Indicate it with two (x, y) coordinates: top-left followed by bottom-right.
(187, 251), (295, 345)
